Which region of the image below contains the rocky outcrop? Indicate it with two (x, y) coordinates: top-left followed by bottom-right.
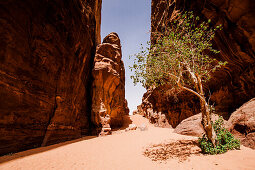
(142, 0), (255, 127)
(138, 87), (200, 128)
(99, 114), (112, 136)
(0, 0), (102, 155)
(136, 93), (172, 128)
(226, 98), (255, 149)
(91, 33), (129, 132)
(152, 112), (172, 128)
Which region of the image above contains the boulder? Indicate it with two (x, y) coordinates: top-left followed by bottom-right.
(174, 113), (223, 137)
(226, 98), (255, 149)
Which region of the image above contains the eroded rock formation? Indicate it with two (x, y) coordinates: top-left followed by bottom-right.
(138, 87), (200, 128)
(140, 0), (255, 127)
(0, 0), (102, 155)
(226, 98), (255, 149)
(91, 33), (129, 132)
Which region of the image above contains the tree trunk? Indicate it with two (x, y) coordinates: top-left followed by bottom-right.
(200, 98), (216, 146)
(180, 83), (217, 146)
(196, 75), (216, 146)
(181, 66), (216, 146)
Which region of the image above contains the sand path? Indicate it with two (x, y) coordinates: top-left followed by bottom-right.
(0, 115), (255, 170)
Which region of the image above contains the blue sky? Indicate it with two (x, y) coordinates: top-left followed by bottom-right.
(101, 0), (151, 114)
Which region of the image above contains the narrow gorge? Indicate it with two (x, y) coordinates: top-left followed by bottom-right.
(0, 0), (254, 160)
(0, 0), (128, 155)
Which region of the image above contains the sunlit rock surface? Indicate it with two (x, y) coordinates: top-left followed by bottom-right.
(174, 113), (223, 137)
(91, 32), (129, 130)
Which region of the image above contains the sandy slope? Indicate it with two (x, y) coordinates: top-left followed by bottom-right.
(0, 115), (255, 170)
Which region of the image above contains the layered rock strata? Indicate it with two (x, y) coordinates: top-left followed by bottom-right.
(140, 0), (255, 127)
(0, 0), (102, 155)
(91, 33), (129, 132)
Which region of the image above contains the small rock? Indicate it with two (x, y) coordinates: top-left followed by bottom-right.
(125, 124), (137, 131)
(129, 124), (137, 130)
(99, 114), (112, 136)
(99, 126), (112, 136)
(102, 127), (111, 132)
(139, 124), (148, 131)
(99, 131), (111, 136)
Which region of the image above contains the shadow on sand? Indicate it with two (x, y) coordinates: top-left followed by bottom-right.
(0, 136), (97, 164)
(0, 116), (133, 164)
(111, 115), (133, 131)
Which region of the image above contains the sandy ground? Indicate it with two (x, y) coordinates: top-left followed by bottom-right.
(0, 115), (255, 170)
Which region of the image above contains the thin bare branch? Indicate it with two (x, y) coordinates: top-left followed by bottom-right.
(178, 85), (206, 103)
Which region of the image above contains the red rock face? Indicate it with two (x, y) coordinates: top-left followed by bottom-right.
(142, 0), (255, 127)
(0, 0), (102, 155)
(91, 33), (129, 130)
(138, 86), (200, 128)
(226, 98), (255, 149)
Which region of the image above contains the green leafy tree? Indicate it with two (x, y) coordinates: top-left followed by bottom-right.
(130, 11), (227, 145)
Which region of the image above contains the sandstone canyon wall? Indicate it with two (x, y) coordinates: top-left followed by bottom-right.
(139, 0), (255, 127)
(91, 33), (129, 131)
(0, 0), (102, 155)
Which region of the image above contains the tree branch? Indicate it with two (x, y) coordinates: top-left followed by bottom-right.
(179, 84), (206, 103)
(196, 73), (204, 96)
(183, 62), (200, 93)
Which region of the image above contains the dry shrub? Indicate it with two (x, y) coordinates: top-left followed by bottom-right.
(143, 140), (201, 162)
